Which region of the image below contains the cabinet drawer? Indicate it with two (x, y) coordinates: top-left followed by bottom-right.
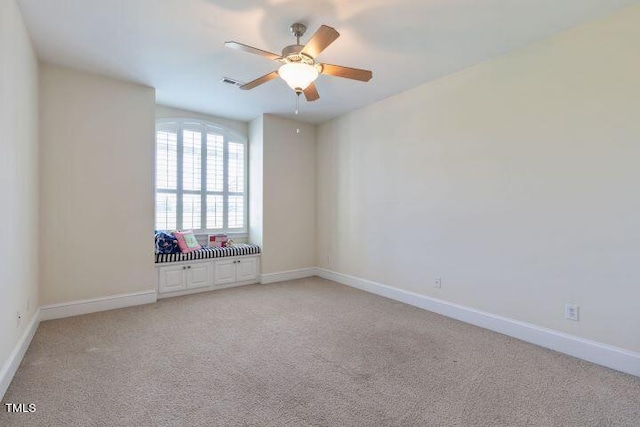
(159, 265), (187, 293)
(214, 259), (237, 285)
(237, 258), (258, 282)
(187, 263), (211, 289)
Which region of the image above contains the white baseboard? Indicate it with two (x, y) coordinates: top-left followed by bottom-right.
(260, 268), (317, 284)
(157, 280), (258, 299)
(40, 290), (157, 321)
(316, 268), (640, 377)
(1, 309), (40, 400)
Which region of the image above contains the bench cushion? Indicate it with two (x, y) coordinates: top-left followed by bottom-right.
(155, 243), (261, 264)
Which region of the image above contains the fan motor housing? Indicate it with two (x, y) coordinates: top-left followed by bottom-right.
(281, 44), (303, 58)
(281, 45), (315, 66)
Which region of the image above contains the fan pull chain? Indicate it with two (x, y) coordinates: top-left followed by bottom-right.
(295, 92), (300, 115)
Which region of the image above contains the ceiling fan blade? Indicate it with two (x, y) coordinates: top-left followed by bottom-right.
(320, 64), (373, 82)
(301, 25), (340, 58)
(303, 82), (320, 102)
(224, 41), (282, 61)
(240, 71), (279, 90)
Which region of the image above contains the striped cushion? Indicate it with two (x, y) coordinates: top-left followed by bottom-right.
(155, 243), (261, 264)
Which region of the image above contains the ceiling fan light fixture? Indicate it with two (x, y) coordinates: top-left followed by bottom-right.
(278, 62), (319, 92)
(226, 23), (372, 103)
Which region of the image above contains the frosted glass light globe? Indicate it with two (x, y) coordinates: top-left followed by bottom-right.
(278, 63), (319, 91)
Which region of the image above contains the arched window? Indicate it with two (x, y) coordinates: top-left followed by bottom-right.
(155, 119), (247, 234)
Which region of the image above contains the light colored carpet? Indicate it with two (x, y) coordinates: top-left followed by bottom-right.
(1, 277), (639, 426)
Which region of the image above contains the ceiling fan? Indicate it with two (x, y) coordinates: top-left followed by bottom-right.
(225, 23), (372, 102)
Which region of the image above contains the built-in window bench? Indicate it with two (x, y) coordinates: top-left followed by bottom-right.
(155, 244), (261, 298)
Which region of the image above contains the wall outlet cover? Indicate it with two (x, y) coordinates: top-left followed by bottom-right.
(564, 303), (579, 321)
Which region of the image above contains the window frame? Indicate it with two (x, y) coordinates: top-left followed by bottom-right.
(155, 118), (248, 236)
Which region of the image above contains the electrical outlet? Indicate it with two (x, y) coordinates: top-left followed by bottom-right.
(434, 277), (442, 289)
(564, 303), (579, 321)
(17, 311), (22, 327)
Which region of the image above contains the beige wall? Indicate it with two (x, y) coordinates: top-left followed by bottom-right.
(317, 6), (640, 352)
(248, 116), (264, 248)
(251, 114), (316, 274)
(39, 64), (156, 305)
(156, 104), (247, 138)
(0, 0), (40, 385)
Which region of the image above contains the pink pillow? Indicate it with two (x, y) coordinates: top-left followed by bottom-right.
(173, 230), (202, 253)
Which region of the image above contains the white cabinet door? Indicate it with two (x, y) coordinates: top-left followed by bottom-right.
(159, 265), (186, 293)
(186, 263), (211, 289)
(214, 259), (237, 285)
(237, 257), (258, 282)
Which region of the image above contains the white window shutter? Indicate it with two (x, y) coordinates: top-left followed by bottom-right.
(155, 120), (247, 233)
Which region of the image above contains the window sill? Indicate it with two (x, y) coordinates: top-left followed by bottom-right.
(195, 232), (249, 239)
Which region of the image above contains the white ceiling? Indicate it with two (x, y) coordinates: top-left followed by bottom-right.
(18, 0), (638, 124)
